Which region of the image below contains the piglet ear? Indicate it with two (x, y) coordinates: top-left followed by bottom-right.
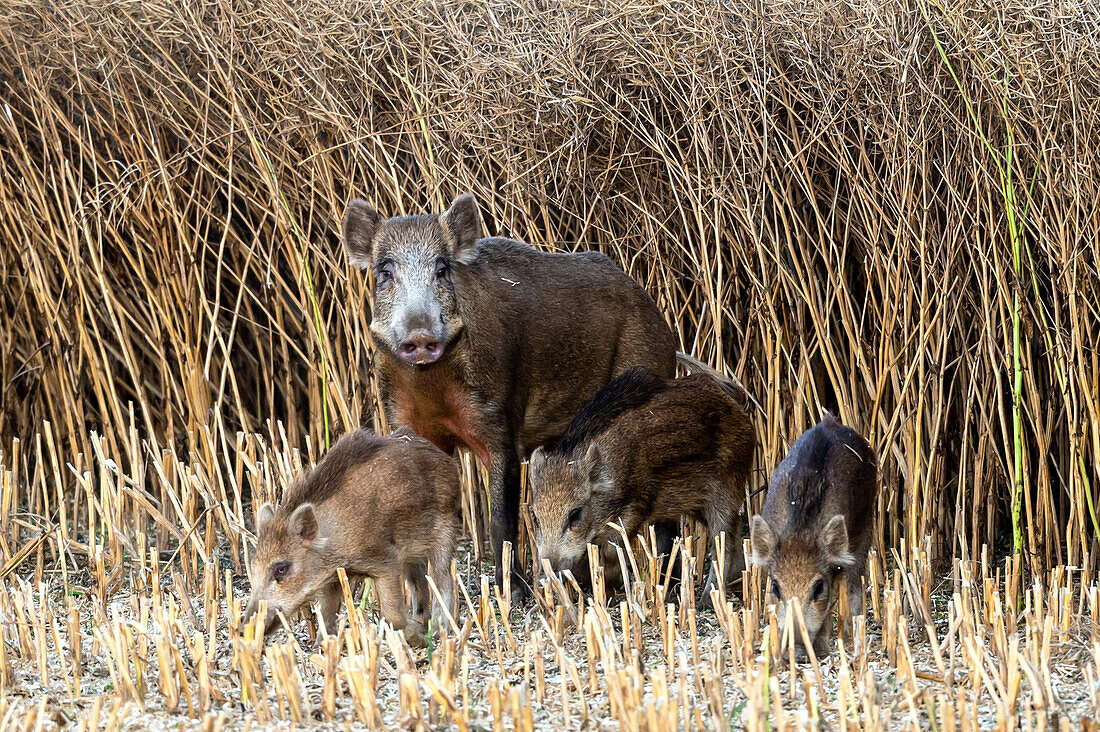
(585, 442), (620, 493)
(528, 447), (546, 483)
(440, 193), (483, 264)
(289, 503), (319, 547)
(583, 442), (613, 492)
(343, 199), (384, 269)
(750, 515), (776, 565)
(583, 441), (601, 470)
(256, 502), (275, 534)
(820, 514), (855, 567)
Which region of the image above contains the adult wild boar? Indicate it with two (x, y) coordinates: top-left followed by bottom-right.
(342, 193), (677, 598)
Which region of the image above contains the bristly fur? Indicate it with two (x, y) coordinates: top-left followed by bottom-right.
(457, 236), (533, 266)
(554, 366), (668, 454)
(342, 193), (678, 594)
(770, 413), (876, 535)
(279, 429), (389, 510)
(779, 427), (833, 530)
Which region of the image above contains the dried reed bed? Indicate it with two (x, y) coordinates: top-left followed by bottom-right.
(0, 0), (1099, 727)
(3, 0), (1100, 566)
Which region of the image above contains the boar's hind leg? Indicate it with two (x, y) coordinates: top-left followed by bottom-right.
(702, 497), (742, 603)
(429, 550), (455, 633)
(375, 567), (411, 635)
(405, 562), (430, 622)
(490, 450), (530, 602)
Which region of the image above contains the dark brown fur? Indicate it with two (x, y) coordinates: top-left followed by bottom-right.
(343, 194), (677, 597)
(243, 428), (460, 646)
(529, 367), (756, 597)
(750, 414), (878, 657)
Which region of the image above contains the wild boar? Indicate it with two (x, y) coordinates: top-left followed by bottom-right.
(750, 414), (878, 658)
(342, 193), (680, 599)
(528, 366), (756, 596)
(243, 428), (460, 646)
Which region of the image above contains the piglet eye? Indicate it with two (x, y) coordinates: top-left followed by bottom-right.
(811, 579), (827, 602)
(435, 258), (449, 280)
(271, 561), (291, 581)
(770, 579), (782, 600)
(377, 262), (395, 284)
(565, 506), (583, 530)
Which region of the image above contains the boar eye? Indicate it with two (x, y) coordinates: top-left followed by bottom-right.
(377, 262), (395, 284)
(770, 579), (782, 600)
(811, 579), (827, 602)
(434, 258), (449, 281)
(271, 561), (291, 582)
(565, 506), (583, 531)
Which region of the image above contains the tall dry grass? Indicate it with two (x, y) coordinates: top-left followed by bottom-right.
(2, 0), (1099, 579)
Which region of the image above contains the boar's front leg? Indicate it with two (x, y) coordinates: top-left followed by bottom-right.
(405, 562), (430, 623)
(319, 582), (342, 637)
(489, 448), (529, 603)
(653, 520), (678, 560)
(845, 571), (865, 618)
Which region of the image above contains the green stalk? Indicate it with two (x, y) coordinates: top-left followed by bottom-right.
(1003, 117), (1025, 558)
(920, 0), (1026, 557)
(1020, 161), (1100, 548)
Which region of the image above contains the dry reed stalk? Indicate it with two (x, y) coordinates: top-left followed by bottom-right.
(0, 0), (1097, 728)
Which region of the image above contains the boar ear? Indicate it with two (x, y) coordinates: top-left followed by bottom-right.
(440, 193), (482, 264)
(289, 503), (324, 549)
(256, 502), (275, 534)
(343, 199), (383, 269)
(820, 515), (855, 567)
(750, 516), (776, 565)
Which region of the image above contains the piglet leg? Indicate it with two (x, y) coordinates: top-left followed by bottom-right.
(375, 566), (420, 646)
(319, 582), (342, 637)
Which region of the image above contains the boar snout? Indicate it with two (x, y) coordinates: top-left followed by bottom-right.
(542, 553), (567, 574)
(241, 598), (279, 635)
(536, 541), (572, 575)
(399, 331), (444, 365)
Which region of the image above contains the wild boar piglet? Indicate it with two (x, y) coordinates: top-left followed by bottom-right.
(750, 414), (878, 658)
(529, 366), (755, 597)
(243, 428), (460, 646)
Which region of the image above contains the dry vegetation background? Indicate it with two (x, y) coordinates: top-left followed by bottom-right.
(1, 0), (1099, 728)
